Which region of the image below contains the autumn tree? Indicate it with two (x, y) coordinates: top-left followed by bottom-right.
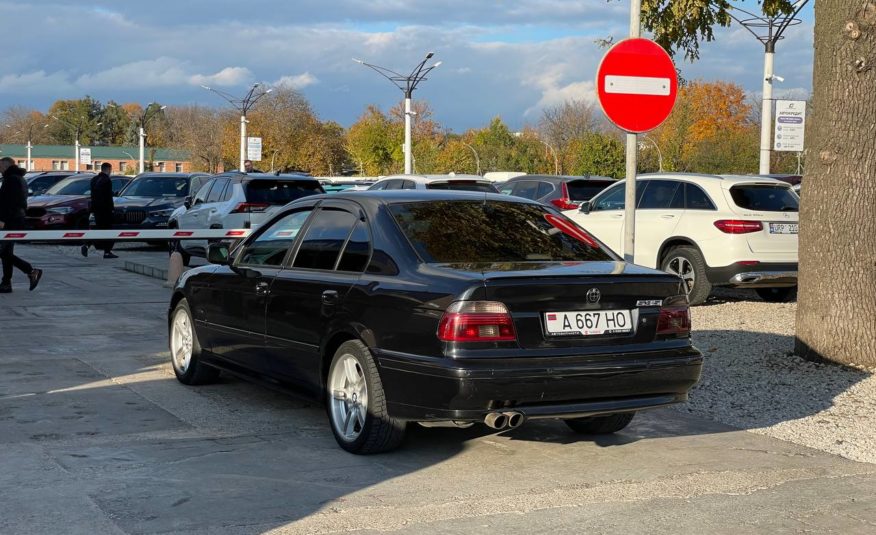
(0, 107), (52, 145)
(346, 105), (398, 175)
(164, 105), (225, 173)
(634, 0), (876, 366)
(46, 97), (103, 146)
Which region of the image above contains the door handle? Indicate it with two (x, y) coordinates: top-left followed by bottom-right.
(321, 290), (339, 305)
(255, 282), (270, 296)
(611, 214), (624, 218)
(660, 214), (676, 219)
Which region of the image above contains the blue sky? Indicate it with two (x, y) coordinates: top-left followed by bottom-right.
(0, 0), (814, 131)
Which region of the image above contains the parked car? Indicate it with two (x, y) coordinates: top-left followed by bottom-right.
(322, 181), (374, 193)
(168, 190), (703, 454)
(367, 174), (499, 193)
(26, 171), (82, 196)
(25, 174), (130, 229)
(566, 173), (799, 304)
(104, 173), (211, 232)
(498, 174), (616, 210)
(169, 173), (325, 264)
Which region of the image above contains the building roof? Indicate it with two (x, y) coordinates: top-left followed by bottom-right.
(0, 144), (190, 161)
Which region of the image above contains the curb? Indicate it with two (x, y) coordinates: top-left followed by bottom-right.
(124, 260), (168, 281)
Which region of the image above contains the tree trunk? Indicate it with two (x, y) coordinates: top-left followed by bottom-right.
(796, 1), (876, 367)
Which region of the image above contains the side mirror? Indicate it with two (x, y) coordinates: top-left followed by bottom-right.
(184, 196), (193, 209)
(579, 201), (592, 215)
(28, 188), (34, 196)
(207, 243), (230, 265)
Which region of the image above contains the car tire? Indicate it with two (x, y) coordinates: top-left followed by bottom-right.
(661, 246), (712, 305)
(564, 412), (635, 434)
(169, 298), (220, 385)
(756, 286), (797, 303)
(326, 340), (406, 454)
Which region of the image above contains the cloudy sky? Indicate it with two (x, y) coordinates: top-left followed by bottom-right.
(0, 0), (813, 131)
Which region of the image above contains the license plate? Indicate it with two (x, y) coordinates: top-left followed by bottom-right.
(544, 310), (633, 336)
(769, 223), (798, 234)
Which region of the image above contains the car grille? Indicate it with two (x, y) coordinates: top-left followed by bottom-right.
(27, 208), (46, 217)
(115, 210), (148, 225)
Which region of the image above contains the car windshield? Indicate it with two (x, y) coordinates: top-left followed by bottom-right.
(426, 181), (499, 193)
(46, 178), (91, 196)
(389, 200), (614, 263)
(244, 179), (324, 204)
(122, 175), (189, 198)
(567, 180), (615, 201)
(730, 184), (799, 212)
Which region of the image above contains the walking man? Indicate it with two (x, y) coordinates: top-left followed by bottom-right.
(82, 162), (117, 259)
(0, 157), (42, 293)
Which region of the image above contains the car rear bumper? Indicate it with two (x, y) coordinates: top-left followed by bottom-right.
(707, 262), (798, 288)
(374, 347), (703, 421)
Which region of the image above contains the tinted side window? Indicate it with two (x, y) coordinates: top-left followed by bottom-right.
(194, 179), (214, 203)
(402, 180), (417, 190)
(293, 209), (358, 270)
(638, 180), (682, 209)
(384, 180), (405, 190)
(238, 209), (313, 267)
(206, 179), (229, 203)
(337, 221), (370, 272)
(685, 183), (717, 210)
(592, 185), (625, 210)
(536, 182), (554, 199)
(369, 181), (387, 191)
(728, 184), (796, 212)
(221, 181), (235, 202)
(511, 181), (539, 200)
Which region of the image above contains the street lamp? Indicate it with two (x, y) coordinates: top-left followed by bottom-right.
(514, 132), (559, 175)
(461, 141), (480, 175)
(726, 0), (809, 174)
(640, 134), (664, 172)
(137, 103), (166, 174)
(354, 52), (441, 175)
(50, 115), (100, 172)
(5, 123), (48, 171)
(201, 83), (272, 171)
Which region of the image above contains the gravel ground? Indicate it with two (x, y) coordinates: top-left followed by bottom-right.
(680, 290), (876, 464)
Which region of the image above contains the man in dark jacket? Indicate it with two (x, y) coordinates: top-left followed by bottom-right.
(0, 157), (42, 293)
(82, 162), (117, 259)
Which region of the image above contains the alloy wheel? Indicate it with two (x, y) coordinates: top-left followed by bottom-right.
(666, 256), (695, 294)
(170, 308), (194, 373)
(329, 354), (369, 442)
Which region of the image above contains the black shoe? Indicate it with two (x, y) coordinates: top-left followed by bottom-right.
(103, 252), (119, 259)
(0, 283), (11, 294)
(28, 269), (43, 291)
(81, 245), (89, 257)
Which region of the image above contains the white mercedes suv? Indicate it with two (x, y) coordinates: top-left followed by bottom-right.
(566, 173), (799, 304)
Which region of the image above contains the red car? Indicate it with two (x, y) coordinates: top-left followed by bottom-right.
(26, 175), (130, 229)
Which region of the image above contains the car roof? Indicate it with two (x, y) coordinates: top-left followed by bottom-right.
(507, 174), (615, 183)
(635, 172), (790, 187)
(310, 189), (540, 207)
(376, 174), (491, 183)
(132, 172), (202, 179)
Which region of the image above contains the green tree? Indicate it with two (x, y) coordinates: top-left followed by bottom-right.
(100, 101), (132, 145)
(46, 97), (103, 146)
(569, 133), (626, 178)
(345, 105), (397, 175)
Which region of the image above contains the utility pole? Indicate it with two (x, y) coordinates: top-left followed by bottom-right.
(5, 123), (47, 171)
(139, 103), (166, 173)
(354, 53), (441, 174)
(201, 83), (272, 171)
(726, 0), (809, 175)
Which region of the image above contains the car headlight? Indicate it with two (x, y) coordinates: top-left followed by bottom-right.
(152, 209), (175, 218)
(46, 207), (75, 215)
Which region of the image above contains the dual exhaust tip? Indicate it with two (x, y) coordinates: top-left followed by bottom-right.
(484, 411), (525, 430)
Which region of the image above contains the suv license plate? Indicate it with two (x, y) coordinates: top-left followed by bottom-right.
(544, 310), (633, 336)
(769, 223), (798, 234)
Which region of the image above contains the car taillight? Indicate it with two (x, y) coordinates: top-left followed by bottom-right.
(438, 301), (516, 342)
(550, 182), (579, 211)
(713, 219), (763, 234)
(231, 202), (269, 213)
(656, 306), (691, 336)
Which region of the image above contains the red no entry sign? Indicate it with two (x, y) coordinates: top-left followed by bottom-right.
(596, 38), (678, 133)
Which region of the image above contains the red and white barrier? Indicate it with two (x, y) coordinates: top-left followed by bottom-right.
(0, 229), (252, 242)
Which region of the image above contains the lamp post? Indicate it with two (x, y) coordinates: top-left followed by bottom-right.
(640, 134), (664, 172)
(725, 0), (809, 174)
(513, 132), (559, 175)
(5, 123), (47, 171)
(354, 53), (441, 175)
(201, 83), (272, 171)
(461, 141), (480, 175)
(50, 115), (99, 172)
(138, 103), (167, 174)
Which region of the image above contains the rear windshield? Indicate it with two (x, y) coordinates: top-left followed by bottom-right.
(426, 181), (498, 193)
(389, 200), (614, 263)
(730, 184), (799, 212)
(245, 180), (323, 204)
(46, 178), (90, 196)
(567, 180), (615, 201)
(122, 175), (189, 198)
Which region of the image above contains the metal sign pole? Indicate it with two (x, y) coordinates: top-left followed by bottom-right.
(623, 0), (641, 264)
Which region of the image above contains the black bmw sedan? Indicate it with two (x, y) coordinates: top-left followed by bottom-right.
(168, 191), (702, 454)
(109, 172), (211, 229)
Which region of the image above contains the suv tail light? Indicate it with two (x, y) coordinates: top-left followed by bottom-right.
(231, 202), (269, 214)
(550, 182), (579, 211)
(714, 219), (763, 234)
(438, 301), (516, 342)
(656, 306), (691, 336)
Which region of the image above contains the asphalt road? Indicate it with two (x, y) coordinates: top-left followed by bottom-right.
(1, 245), (874, 534)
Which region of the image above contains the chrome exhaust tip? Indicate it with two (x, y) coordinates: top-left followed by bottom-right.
(484, 412), (509, 430)
(504, 411), (525, 429)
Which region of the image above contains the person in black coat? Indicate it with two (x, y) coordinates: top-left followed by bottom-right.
(81, 162), (117, 259)
(0, 157), (42, 293)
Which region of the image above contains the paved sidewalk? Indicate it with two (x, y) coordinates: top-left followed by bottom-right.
(1, 245), (874, 534)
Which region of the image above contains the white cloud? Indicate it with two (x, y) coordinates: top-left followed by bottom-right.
(274, 72), (319, 89)
(190, 66), (253, 87)
(0, 70), (73, 93)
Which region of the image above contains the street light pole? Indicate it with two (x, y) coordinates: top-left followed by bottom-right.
(725, 0), (808, 175)
(138, 103), (167, 173)
(354, 53), (441, 175)
(462, 142), (480, 175)
(642, 134), (663, 172)
(51, 114), (91, 172)
(201, 84), (272, 171)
